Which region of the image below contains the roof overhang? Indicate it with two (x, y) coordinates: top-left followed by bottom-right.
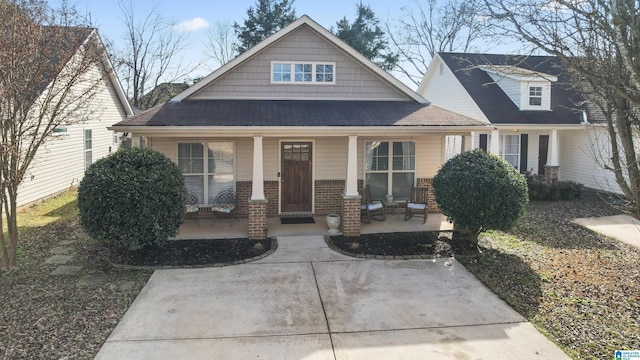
(491, 124), (590, 131)
(480, 65), (558, 82)
(108, 125), (490, 138)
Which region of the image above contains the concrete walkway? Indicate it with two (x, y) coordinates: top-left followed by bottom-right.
(95, 235), (568, 359)
(573, 214), (640, 249)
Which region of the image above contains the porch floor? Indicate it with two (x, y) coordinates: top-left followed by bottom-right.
(174, 213), (453, 240)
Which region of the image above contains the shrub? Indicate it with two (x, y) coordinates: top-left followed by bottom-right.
(78, 147), (186, 250)
(433, 149), (529, 244)
(525, 174), (583, 201)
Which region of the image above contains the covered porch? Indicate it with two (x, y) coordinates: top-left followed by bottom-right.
(174, 213), (454, 240)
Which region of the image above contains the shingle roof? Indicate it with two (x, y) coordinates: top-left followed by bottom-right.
(112, 100), (486, 127)
(438, 53), (590, 125)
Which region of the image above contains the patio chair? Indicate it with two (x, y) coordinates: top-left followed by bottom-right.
(211, 187), (237, 226)
(404, 186), (428, 224)
(360, 186), (385, 223)
(185, 191), (200, 226)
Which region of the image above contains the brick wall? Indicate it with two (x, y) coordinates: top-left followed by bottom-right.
(248, 199), (267, 240)
(236, 181), (279, 218)
(315, 180), (344, 216)
(265, 181), (279, 218)
(417, 178), (439, 213)
(341, 195), (361, 237)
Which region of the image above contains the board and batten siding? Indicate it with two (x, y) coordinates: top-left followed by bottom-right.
(419, 56), (489, 122)
(190, 25), (408, 101)
(17, 64), (126, 207)
(558, 127), (622, 193)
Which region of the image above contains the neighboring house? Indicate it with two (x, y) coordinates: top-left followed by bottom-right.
(419, 52), (621, 193)
(110, 16), (486, 239)
(17, 28), (134, 207)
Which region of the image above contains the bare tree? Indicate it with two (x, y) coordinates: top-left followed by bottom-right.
(485, 0), (640, 218)
(206, 19), (237, 68)
(0, 0), (106, 270)
(115, 0), (198, 110)
(386, 0), (494, 87)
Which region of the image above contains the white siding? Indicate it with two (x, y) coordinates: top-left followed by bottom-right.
(191, 26), (408, 101)
(17, 63), (127, 207)
(559, 127), (622, 193)
(419, 56), (489, 122)
(487, 73), (521, 108)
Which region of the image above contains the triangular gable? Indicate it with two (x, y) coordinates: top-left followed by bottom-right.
(173, 15), (427, 104)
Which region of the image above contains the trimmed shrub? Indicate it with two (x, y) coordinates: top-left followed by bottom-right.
(78, 147), (186, 250)
(525, 174), (583, 201)
(433, 149), (529, 244)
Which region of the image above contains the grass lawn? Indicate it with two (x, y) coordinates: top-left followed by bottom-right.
(0, 189), (152, 359)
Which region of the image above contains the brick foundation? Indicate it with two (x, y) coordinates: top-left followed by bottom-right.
(341, 194), (362, 237)
(315, 180), (344, 216)
(248, 199), (268, 240)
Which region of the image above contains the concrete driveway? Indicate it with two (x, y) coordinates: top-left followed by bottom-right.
(95, 235), (568, 359)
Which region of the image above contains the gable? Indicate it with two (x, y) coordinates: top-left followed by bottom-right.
(189, 25), (409, 101)
(419, 54), (488, 122)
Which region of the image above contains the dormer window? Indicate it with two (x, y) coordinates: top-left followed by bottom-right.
(529, 86), (542, 106)
(271, 61), (335, 84)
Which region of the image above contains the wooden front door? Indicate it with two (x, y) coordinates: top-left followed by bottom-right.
(538, 135), (549, 175)
(281, 142), (313, 213)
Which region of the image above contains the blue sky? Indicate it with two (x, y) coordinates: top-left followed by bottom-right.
(52, 0), (415, 83)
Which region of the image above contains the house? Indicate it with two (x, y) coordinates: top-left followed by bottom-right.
(17, 28), (134, 207)
(110, 16), (487, 239)
(419, 52), (621, 193)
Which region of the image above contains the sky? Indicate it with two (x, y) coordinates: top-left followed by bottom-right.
(50, 0), (525, 88)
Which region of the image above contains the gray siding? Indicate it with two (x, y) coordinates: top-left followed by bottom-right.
(191, 25), (408, 101)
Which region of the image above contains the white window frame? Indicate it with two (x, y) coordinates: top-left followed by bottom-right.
(529, 86), (542, 106)
(53, 126), (68, 136)
(364, 141), (416, 201)
(499, 134), (520, 170)
(83, 129), (92, 170)
(177, 141), (236, 205)
(271, 61), (336, 84)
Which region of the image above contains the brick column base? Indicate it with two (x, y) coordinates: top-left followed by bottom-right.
(248, 199), (268, 240)
(544, 165), (559, 185)
(341, 193), (361, 237)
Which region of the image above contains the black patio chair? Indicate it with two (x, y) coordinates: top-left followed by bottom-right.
(185, 191), (200, 226)
(211, 187), (237, 226)
(360, 185), (385, 223)
(404, 186), (428, 224)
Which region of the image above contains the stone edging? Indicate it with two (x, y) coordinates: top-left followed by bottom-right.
(324, 235), (440, 260)
(108, 237), (278, 270)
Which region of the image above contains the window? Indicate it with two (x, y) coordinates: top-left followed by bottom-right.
(365, 141), (415, 201)
(500, 135), (520, 170)
(178, 142), (234, 205)
(444, 135), (463, 161)
(53, 126), (67, 135)
(83, 129), (92, 170)
(529, 86), (542, 106)
(272, 62), (335, 84)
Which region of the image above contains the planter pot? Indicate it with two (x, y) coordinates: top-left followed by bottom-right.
(326, 214), (341, 234)
(385, 195), (394, 203)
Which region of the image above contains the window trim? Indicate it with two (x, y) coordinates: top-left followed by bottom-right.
(177, 141), (236, 206)
(499, 134), (521, 171)
(528, 86), (543, 106)
(83, 128), (92, 170)
(363, 140), (417, 201)
(270, 61), (336, 84)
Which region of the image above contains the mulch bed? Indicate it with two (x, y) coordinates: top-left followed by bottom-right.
(108, 238), (273, 268)
(328, 231), (478, 258)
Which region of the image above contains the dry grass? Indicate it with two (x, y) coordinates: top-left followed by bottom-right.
(459, 191), (640, 359)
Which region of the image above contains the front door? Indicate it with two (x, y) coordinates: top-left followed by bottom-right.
(538, 135), (549, 175)
(281, 142), (313, 213)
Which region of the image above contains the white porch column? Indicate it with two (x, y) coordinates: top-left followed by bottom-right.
(490, 128), (500, 155)
(345, 135), (359, 196)
(549, 129), (559, 166)
(470, 132), (477, 150)
(251, 136), (265, 200)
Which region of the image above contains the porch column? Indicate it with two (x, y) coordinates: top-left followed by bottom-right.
(545, 129), (559, 184)
(470, 132), (477, 150)
(248, 136), (267, 240)
(342, 135), (361, 237)
(489, 128), (500, 155)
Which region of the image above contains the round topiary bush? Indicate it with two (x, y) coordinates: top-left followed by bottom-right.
(78, 147), (186, 250)
(433, 149), (529, 244)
